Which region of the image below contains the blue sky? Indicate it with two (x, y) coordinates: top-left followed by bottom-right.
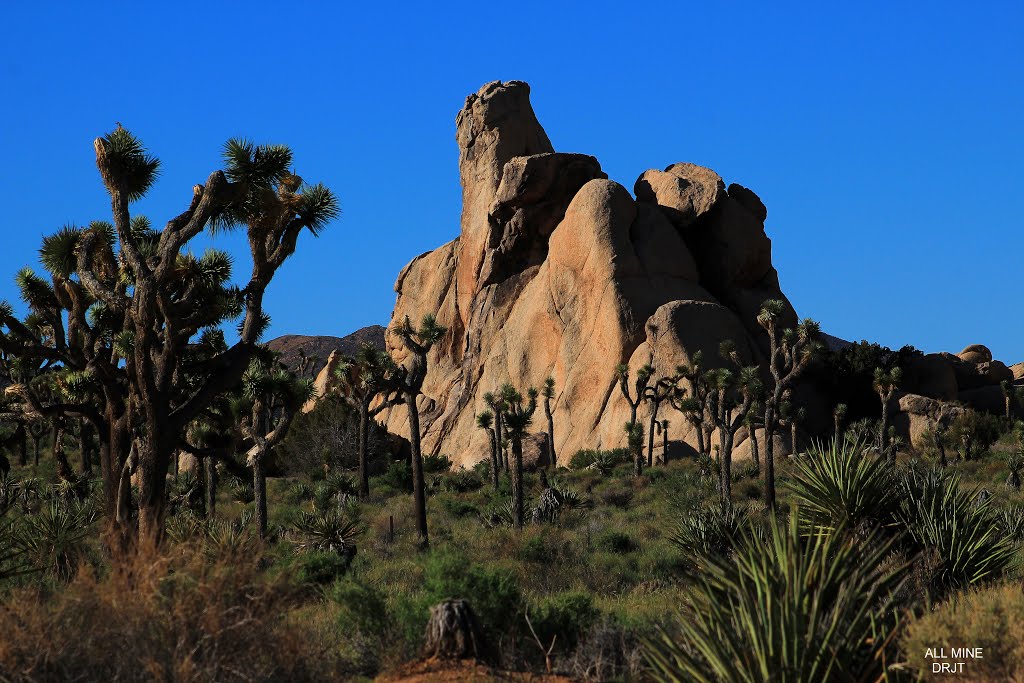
(1, 1), (1021, 361)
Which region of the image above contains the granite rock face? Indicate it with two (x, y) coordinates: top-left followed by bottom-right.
(377, 81), (796, 466)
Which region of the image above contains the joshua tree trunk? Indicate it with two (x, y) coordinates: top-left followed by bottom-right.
(407, 393), (429, 547)
(544, 404), (556, 468)
(880, 397), (891, 461)
(750, 428), (760, 469)
(834, 414), (843, 442)
(511, 434), (525, 529)
(494, 412), (505, 473)
(488, 430), (499, 490)
(718, 428), (733, 507)
(78, 420), (92, 475)
(52, 419), (73, 481)
(703, 424), (714, 458)
(661, 422), (669, 465)
(205, 455), (218, 519)
(790, 419), (798, 456)
(764, 403), (778, 511)
(358, 398), (371, 499)
(692, 419), (704, 460)
(252, 452), (268, 538)
(647, 402), (660, 468)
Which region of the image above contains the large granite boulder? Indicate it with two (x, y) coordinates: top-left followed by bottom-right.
(375, 81), (801, 466)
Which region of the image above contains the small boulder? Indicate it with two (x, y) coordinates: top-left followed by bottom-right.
(521, 432), (551, 470)
(958, 344), (993, 365)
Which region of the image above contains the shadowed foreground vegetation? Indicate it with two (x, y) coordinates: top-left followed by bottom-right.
(1, 415), (1023, 681)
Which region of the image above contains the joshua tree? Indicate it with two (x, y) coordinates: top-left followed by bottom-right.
(616, 363), (653, 477)
(742, 406), (761, 470)
(1, 130), (338, 546)
(705, 343), (761, 506)
(541, 377), (557, 467)
(625, 421), (645, 477)
(476, 410), (500, 489)
(672, 353), (714, 458)
(788, 406), (807, 455)
(483, 390), (508, 472)
(933, 425), (949, 467)
(833, 403), (848, 442)
(656, 418), (670, 465)
(643, 375), (674, 467)
(334, 344), (402, 498)
(873, 367), (902, 461)
(238, 358), (313, 538)
(501, 383), (537, 528)
(757, 299), (823, 511)
(1001, 380), (1013, 420)
(393, 313), (447, 548)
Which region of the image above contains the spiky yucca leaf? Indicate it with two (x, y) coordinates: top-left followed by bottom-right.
(645, 515), (907, 683)
(294, 183), (340, 236)
(39, 225), (82, 278)
(98, 127), (161, 202)
(897, 468), (1018, 596)
(786, 438), (898, 536)
(293, 510), (362, 556)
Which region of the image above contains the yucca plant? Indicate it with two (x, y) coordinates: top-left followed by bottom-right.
(1005, 451), (1024, 490)
(997, 505), (1024, 543)
(645, 515), (907, 682)
(293, 510), (362, 558)
(669, 503), (751, 572)
(17, 499), (94, 581)
(481, 498), (517, 529)
(786, 438), (899, 536)
(0, 508), (34, 582)
(897, 467), (1018, 599)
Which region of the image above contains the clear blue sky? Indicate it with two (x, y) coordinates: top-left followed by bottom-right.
(1, 2), (1021, 361)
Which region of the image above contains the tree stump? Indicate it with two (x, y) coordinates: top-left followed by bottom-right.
(422, 599), (492, 662)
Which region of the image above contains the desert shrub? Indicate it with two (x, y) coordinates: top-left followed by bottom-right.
(599, 483), (634, 509)
(422, 550), (523, 640)
(786, 437), (898, 535)
(422, 453), (453, 474)
(813, 340), (922, 421)
(312, 472), (357, 511)
(569, 619), (643, 682)
(902, 583), (1024, 681)
(377, 460), (413, 493)
(527, 592), (599, 651)
(438, 467), (483, 493)
(948, 410), (1004, 461)
(645, 516), (907, 682)
(518, 532), (564, 565)
(0, 549), (346, 681)
(294, 551), (353, 586)
(439, 497), (479, 519)
(327, 576), (392, 640)
(897, 467), (1018, 599)
(596, 530), (635, 554)
(278, 396), (391, 477)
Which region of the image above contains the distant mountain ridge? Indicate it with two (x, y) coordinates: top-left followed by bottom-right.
(268, 325), (386, 378)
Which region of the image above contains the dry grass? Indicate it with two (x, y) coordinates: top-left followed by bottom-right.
(0, 543), (350, 682)
(902, 582), (1024, 681)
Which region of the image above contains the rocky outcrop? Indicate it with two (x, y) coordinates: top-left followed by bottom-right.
(893, 393), (967, 450)
(269, 326), (386, 378)
(378, 81), (797, 466)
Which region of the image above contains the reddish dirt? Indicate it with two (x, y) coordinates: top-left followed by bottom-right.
(375, 658), (576, 682)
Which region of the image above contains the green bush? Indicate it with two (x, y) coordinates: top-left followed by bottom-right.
(293, 551), (352, 586)
(422, 551), (522, 639)
(327, 577), (391, 639)
(569, 448), (628, 473)
(439, 497), (479, 519)
(670, 503), (749, 569)
(377, 460), (412, 493)
(528, 592), (599, 651)
(596, 530), (635, 554)
(948, 410), (1004, 460)
(422, 454), (453, 474)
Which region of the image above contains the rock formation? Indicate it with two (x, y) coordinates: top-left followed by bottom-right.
(378, 80), (799, 466)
